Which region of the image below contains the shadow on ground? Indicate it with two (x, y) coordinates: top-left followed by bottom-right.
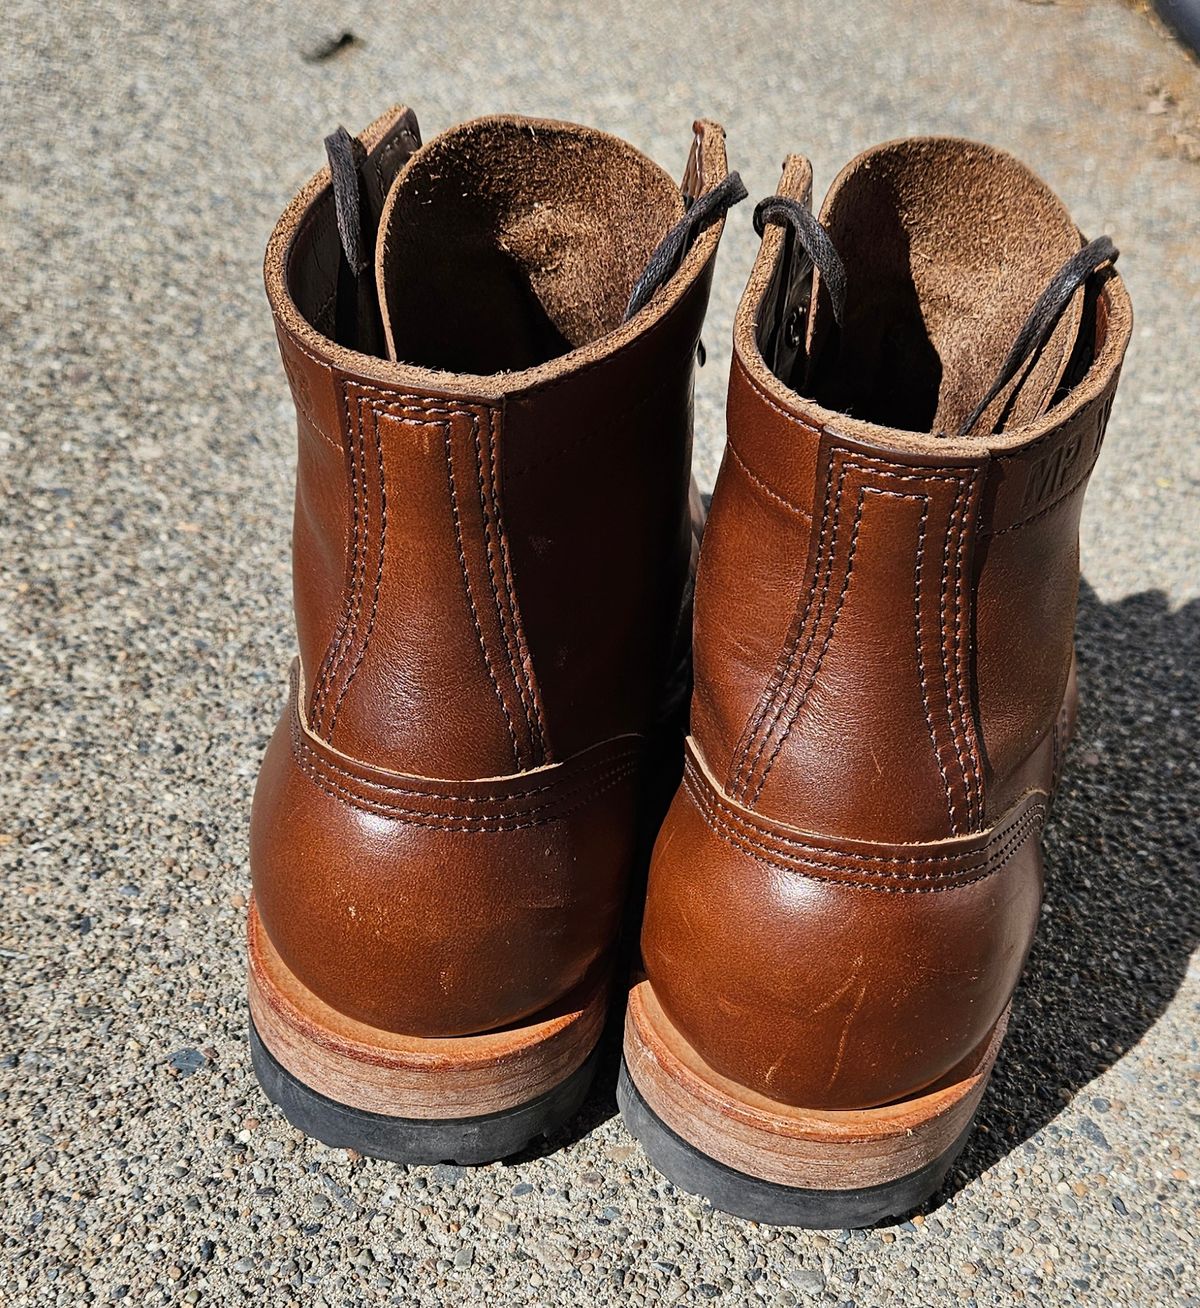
(941, 580), (1200, 1202)
(516, 582), (1200, 1203)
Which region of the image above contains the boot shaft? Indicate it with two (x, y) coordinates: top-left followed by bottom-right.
(264, 108), (731, 779)
(635, 137), (1132, 1132)
(693, 138), (1132, 842)
(251, 108), (737, 1044)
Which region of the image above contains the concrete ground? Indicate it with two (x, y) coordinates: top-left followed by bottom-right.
(2, 0), (1198, 1304)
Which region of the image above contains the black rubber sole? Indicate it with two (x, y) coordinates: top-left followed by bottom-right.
(249, 1017), (599, 1166)
(617, 1059), (974, 1228)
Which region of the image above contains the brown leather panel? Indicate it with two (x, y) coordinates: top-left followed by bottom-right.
(689, 428), (813, 781)
(282, 333), (350, 698)
(311, 383), (547, 776)
(500, 273), (711, 757)
(251, 668), (639, 1037)
(725, 433), (987, 841)
(640, 742), (1045, 1109)
(974, 487), (1085, 810)
(726, 352), (822, 521)
(253, 112), (731, 1047)
(981, 377), (1119, 535)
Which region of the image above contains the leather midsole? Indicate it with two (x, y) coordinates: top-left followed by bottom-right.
(247, 898), (606, 1119)
(623, 978), (1006, 1191)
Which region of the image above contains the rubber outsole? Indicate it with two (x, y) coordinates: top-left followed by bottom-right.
(617, 1059), (974, 1228)
(249, 1017), (599, 1165)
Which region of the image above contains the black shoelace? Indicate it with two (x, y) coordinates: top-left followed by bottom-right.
(753, 194), (1118, 437)
(955, 235), (1118, 436)
(753, 195), (848, 328)
(625, 172), (748, 321)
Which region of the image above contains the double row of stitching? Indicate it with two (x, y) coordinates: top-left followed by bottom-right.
(292, 707), (639, 830)
(955, 472), (985, 825)
(327, 392), (389, 734)
(682, 762), (1045, 893)
(937, 477), (974, 830)
(296, 752), (637, 829)
(309, 380), (369, 734)
(748, 480), (872, 805)
(347, 387), (545, 771)
(910, 494), (956, 828)
(735, 346), (1118, 543)
(940, 469), (985, 830)
(445, 407), (523, 768)
(317, 388), (460, 741)
(735, 449), (973, 807)
(728, 433), (842, 800)
(685, 756), (1043, 868)
(308, 384), (467, 742)
(477, 405), (548, 765)
(289, 680), (637, 810)
(728, 440), (988, 829)
(297, 735), (635, 806)
(306, 382), (547, 771)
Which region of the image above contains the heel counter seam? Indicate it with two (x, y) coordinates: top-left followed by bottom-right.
(725, 440), (987, 835)
(308, 381), (365, 733)
(301, 381), (547, 773)
(682, 750), (1046, 894)
(477, 405), (548, 765)
(327, 389), (389, 735)
(286, 665), (638, 831)
(446, 404), (523, 769)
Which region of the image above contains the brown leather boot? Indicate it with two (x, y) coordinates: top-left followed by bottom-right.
(248, 106), (741, 1163)
(619, 138), (1132, 1225)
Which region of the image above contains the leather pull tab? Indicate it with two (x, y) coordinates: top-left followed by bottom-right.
(324, 126), (386, 354)
(323, 109), (422, 357)
(325, 127), (368, 274)
(680, 126), (706, 205)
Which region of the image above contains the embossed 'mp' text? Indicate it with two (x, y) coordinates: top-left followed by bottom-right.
(1021, 395), (1113, 512)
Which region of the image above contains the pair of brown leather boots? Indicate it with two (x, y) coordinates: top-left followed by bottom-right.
(247, 106), (1131, 1228)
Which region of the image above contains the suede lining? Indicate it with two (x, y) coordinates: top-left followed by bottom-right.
(264, 112), (728, 399)
(805, 139), (1087, 437)
(737, 145), (1132, 459)
(375, 119), (685, 374)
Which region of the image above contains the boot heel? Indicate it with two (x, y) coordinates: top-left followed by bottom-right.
(247, 900), (605, 1165)
(619, 979), (1006, 1228)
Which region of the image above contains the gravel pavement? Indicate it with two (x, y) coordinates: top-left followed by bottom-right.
(2, 1), (1198, 1304)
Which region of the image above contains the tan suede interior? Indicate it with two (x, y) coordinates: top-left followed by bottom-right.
(374, 118), (686, 375)
(801, 138), (1086, 437)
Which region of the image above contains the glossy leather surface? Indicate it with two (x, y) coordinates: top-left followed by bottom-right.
(642, 141), (1132, 1111)
(252, 110), (731, 1037)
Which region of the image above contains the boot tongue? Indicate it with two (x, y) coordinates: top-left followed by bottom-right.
(804, 139), (1087, 438)
(372, 118), (685, 374)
